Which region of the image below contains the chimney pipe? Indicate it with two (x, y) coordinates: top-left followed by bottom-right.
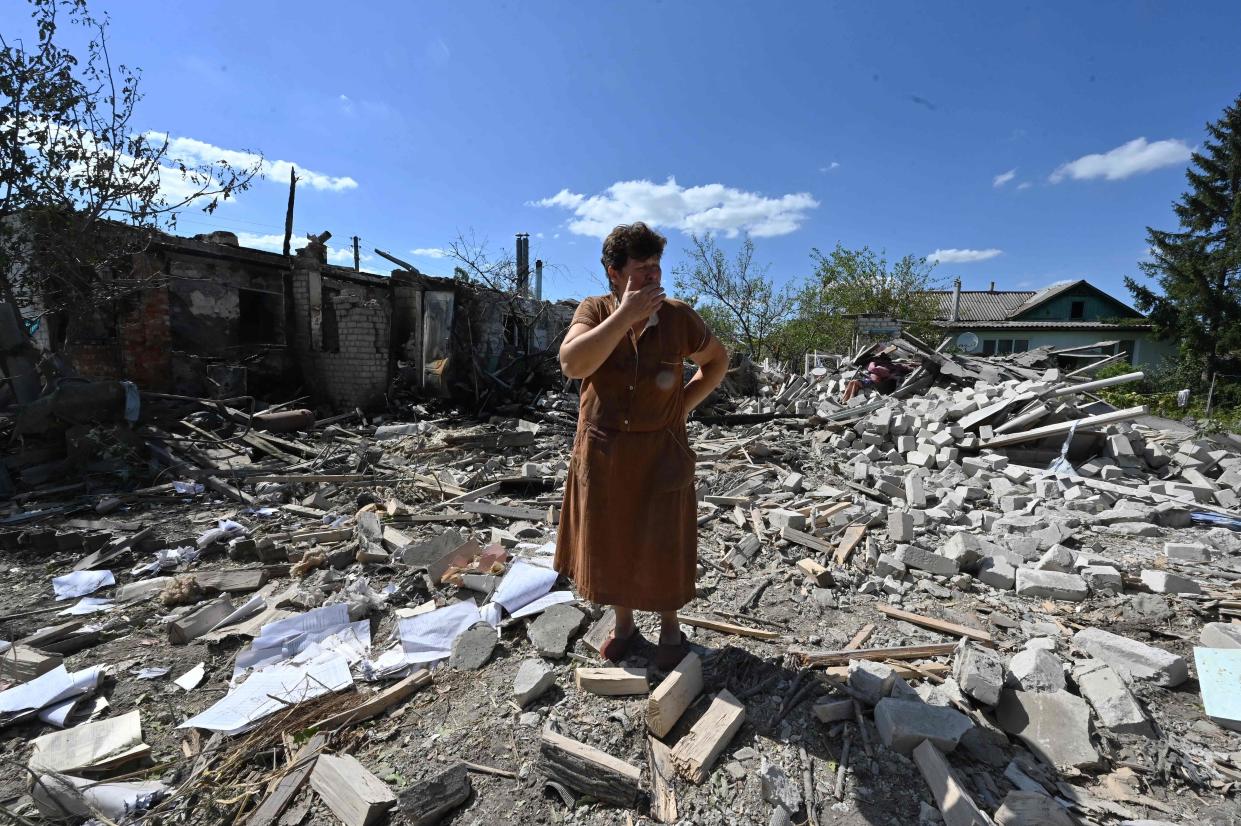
(950, 277), (961, 324)
(516, 233), (530, 296)
(535, 259), (543, 301)
(990, 280), (995, 292)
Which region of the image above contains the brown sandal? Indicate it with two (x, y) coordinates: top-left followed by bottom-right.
(654, 632), (690, 671)
(600, 628), (643, 663)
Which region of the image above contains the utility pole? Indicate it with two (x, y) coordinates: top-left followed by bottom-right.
(282, 166), (299, 256)
(352, 236), (360, 271)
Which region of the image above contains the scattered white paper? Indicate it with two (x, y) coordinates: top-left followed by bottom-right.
(174, 662), (206, 692)
(509, 590), (576, 619)
(173, 480), (204, 494)
(38, 695), (84, 728)
(479, 602), (503, 628)
(492, 561), (557, 615)
(30, 709), (146, 773)
(207, 594), (266, 633)
(397, 600), (482, 664)
(197, 519), (247, 549)
(59, 597), (114, 616)
(133, 667), (169, 680)
(0, 665), (102, 717)
(51, 570), (115, 600)
(32, 773), (168, 820)
(234, 603), (353, 674)
(179, 655), (353, 735)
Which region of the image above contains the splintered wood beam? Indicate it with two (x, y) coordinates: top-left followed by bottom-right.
(244, 734), (327, 826)
(677, 614), (781, 641)
(647, 652), (703, 738)
(575, 667), (649, 696)
(670, 689), (746, 783)
(312, 670), (431, 731)
(792, 642), (957, 667)
(844, 623), (875, 651)
(874, 605), (993, 645)
(539, 726), (641, 808)
(309, 753), (397, 826)
(648, 737), (678, 823)
(833, 524), (867, 566)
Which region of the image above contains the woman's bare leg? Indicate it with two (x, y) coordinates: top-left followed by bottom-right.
(659, 611), (681, 644)
(613, 605), (636, 638)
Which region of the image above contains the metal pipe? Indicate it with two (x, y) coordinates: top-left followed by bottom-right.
(1047, 370), (1144, 398)
(535, 259), (543, 301)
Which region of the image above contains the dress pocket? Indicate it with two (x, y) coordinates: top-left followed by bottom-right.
(651, 428), (696, 492)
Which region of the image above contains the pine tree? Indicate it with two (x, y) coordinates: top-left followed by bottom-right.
(1125, 95), (1241, 381)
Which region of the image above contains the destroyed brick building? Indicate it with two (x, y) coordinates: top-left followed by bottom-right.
(11, 228), (576, 411)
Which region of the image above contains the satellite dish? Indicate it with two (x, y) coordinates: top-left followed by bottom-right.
(956, 332), (980, 352)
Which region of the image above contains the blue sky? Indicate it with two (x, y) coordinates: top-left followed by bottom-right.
(6, 1), (1240, 303)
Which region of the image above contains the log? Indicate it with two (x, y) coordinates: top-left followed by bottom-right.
(575, 667), (649, 696)
(874, 605), (993, 645)
(978, 405), (1147, 449)
(647, 652), (703, 738)
(397, 763), (471, 826)
(796, 558), (833, 587)
(677, 614), (781, 640)
(313, 670), (431, 731)
(911, 740), (990, 826)
(648, 737), (678, 823)
(244, 734), (327, 826)
(833, 524), (867, 566)
(670, 689), (746, 783)
(309, 754), (397, 826)
(792, 642), (958, 667)
(539, 726), (641, 808)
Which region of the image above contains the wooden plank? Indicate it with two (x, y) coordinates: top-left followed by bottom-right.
(874, 605), (993, 645)
(845, 624), (875, 651)
(244, 734), (327, 826)
(670, 689), (746, 783)
(575, 667), (649, 696)
(792, 642), (958, 667)
(193, 568), (268, 594)
(677, 614), (781, 641)
(312, 671), (431, 731)
(781, 526), (835, 556)
(749, 507), (766, 543)
(74, 525), (154, 571)
(795, 557), (833, 587)
(823, 662), (950, 681)
(459, 501), (547, 521)
(647, 652), (703, 738)
(800, 501), (851, 527)
(648, 736), (678, 823)
(310, 753), (397, 826)
(247, 474), (370, 484)
(833, 524), (867, 566)
(539, 726), (641, 808)
(911, 740), (991, 826)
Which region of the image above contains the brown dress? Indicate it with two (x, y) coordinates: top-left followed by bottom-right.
(554, 295), (710, 611)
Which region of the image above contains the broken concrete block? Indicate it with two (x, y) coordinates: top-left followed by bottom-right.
(894, 545), (958, 577)
(888, 511), (914, 543)
(450, 624), (497, 670)
(954, 643), (1003, 707)
(994, 790), (1076, 826)
(995, 689), (1100, 770)
(527, 604), (586, 659)
(1005, 648), (1065, 693)
(1015, 569), (1087, 602)
(1081, 565), (1123, 595)
(1162, 541), (1212, 562)
(1072, 660), (1152, 736)
(1034, 544), (1075, 573)
(1140, 569), (1203, 595)
(1072, 628), (1188, 687)
(1201, 622), (1241, 649)
(759, 760), (802, 813)
(977, 557), (1016, 590)
(514, 659), (557, 706)
(904, 475), (926, 508)
(1104, 522), (1162, 537)
(940, 533), (985, 568)
(873, 697), (973, 754)
(874, 553), (907, 579)
(812, 698), (854, 723)
(848, 660), (896, 705)
(766, 509), (807, 531)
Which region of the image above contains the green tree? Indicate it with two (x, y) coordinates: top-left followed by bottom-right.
(1124, 95), (1241, 381)
(786, 243), (942, 357)
(0, 0), (260, 355)
(672, 233), (796, 362)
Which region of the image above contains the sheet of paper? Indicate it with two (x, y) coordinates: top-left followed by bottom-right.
(30, 709), (146, 773)
(59, 597), (114, 616)
(207, 594), (266, 632)
(479, 602), (503, 628)
(38, 695), (82, 728)
(134, 667), (169, 680)
(509, 590), (576, 619)
(52, 570), (115, 600)
(492, 561), (557, 614)
(32, 773), (168, 820)
(397, 599), (482, 664)
(174, 662), (206, 691)
(234, 603), (352, 673)
(178, 655), (353, 735)
(0, 665), (101, 716)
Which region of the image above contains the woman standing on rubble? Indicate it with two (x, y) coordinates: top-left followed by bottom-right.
(556, 222), (729, 670)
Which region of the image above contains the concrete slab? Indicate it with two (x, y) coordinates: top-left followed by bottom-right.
(1072, 628), (1188, 687)
(995, 688), (1100, 770)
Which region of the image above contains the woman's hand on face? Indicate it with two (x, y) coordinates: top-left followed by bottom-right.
(617, 273), (664, 324)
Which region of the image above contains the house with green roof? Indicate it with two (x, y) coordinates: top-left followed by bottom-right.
(926, 279), (1177, 369)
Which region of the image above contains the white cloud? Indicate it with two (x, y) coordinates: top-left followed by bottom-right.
(325, 246), (374, 266)
(992, 168), (1016, 188)
(232, 231), (372, 265)
(531, 177), (819, 239)
(819, 162), (840, 173)
(927, 248), (1003, 264)
(1050, 137), (1191, 183)
(148, 133), (358, 192)
(1016, 181), (1032, 190)
(410, 247), (449, 259)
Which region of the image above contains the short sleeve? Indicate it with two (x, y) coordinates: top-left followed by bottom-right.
(570, 296), (608, 330)
(679, 303), (710, 357)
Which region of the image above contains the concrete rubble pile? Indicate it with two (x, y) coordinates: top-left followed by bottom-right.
(0, 338), (1238, 825)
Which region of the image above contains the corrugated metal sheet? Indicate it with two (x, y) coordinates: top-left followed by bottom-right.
(928, 290), (1036, 322)
(940, 320), (1152, 330)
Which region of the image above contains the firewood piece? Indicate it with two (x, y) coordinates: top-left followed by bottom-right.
(648, 736), (678, 823)
(795, 557), (833, 587)
(647, 652), (703, 738)
(309, 754), (397, 826)
(782, 527), (834, 556)
(244, 734), (327, 826)
(168, 596), (235, 645)
(875, 604), (992, 644)
(912, 740), (990, 826)
(677, 614), (780, 640)
(670, 689), (746, 783)
(833, 525), (867, 566)
(575, 667), (649, 696)
(397, 763), (472, 826)
(313, 670), (431, 731)
(539, 725), (641, 808)
(845, 623), (875, 650)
